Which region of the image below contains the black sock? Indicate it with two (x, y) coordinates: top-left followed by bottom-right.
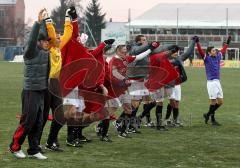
(214, 104), (220, 111)
(47, 119), (63, 145)
(129, 107), (139, 128)
(117, 112), (125, 124)
(146, 102), (156, 122)
(173, 108), (179, 121)
(150, 102), (156, 108)
(76, 126), (83, 139)
(156, 105), (163, 127)
(207, 105), (216, 117)
(120, 114), (131, 134)
(67, 126), (76, 142)
(140, 104), (148, 118)
(211, 114), (216, 122)
(165, 104), (172, 120)
(146, 113), (151, 123)
(97, 121), (103, 128)
(97, 121), (103, 135)
(140, 102), (156, 119)
(101, 119), (110, 137)
(211, 104), (221, 122)
(131, 106), (139, 117)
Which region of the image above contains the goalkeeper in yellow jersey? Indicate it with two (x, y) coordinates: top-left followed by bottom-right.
(39, 7), (74, 151)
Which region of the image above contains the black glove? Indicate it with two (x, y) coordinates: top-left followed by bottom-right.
(149, 41), (160, 50)
(43, 10), (51, 22)
(226, 36), (231, 45)
(104, 44), (112, 53)
(68, 6), (78, 20)
(94, 85), (104, 94)
(104, 39), (115, 45)
(170, 45), (180, 54)
(192, 36), (199, 43)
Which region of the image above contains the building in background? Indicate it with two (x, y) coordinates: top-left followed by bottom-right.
(0, 0), (25, 47)
(126, 3), (240, 61)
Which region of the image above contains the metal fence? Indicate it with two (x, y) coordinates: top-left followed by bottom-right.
(0, 46), (24, 61)
(0, 47), (5, 61)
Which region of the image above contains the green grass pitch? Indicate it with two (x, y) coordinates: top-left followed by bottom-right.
(0, 62), (239, 168)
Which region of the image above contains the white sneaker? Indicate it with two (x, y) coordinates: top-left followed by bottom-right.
(28, 152), (48, 160)
(144, 122), (155, 127)
(12, 150), (26, 159)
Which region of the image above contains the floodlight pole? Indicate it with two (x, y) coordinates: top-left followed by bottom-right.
(226, 8), (229, 36)
(226, 8), (229, 60)
(176, 8), (179, 45)
(128, 8), (131, 42)
(83, 17), (86, 34)
(80, 19), (97, 47)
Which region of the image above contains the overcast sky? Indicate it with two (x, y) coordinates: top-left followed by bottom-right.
(24, 0), (240, 24)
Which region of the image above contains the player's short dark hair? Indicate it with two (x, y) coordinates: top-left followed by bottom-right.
(206, 46), (215, 55)
(135, 35), (145, 43)
(116, 45), (126, 52)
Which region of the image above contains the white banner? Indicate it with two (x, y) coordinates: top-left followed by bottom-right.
(101, 22), (129, 46)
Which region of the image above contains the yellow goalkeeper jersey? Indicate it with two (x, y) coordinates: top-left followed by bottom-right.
(46, 20), (73, 78)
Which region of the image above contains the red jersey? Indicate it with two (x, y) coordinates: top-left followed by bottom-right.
(109, 55), (136, 78)
(104, 60), (129, 98)
(144, 52), (179, 92)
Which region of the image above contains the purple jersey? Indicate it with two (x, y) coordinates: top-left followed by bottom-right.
(204, 53), (222, 80)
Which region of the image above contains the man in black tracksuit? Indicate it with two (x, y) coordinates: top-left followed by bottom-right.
(9, 10), (50, 160)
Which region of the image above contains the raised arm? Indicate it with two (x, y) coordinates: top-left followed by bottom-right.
(72, 19), (79, 39)
(179, 37), (197, 62)
(90, 42), (106, 58)
(196, 38), (205, 59)
(133, 42), (160, 61)
(24, 10), (44, 59)
(60, 21), (73, 49)
(91, 39), (114, 58)
(220, 36), (231, 55)
(45, 16), (56, 49)
(59, 7), (77, 49)
(129, 43), (151, 55)
(151, 44), (176, 54)
(133, 49), (151, 61)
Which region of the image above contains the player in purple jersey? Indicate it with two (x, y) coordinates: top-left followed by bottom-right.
(196, 36), (231, 126)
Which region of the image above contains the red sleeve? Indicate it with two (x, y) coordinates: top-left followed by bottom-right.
(95, 53), (105, 86)
(196, 43), (205, 59)
(97, 68), (105, 86)
(90, 42), (106, 58)
(220, 43), (228, 55)
(108, 58), (115, 76)
(104, 61), (111, 81)
(72, 20), (79, 39)
(126, 55), (136, 63)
